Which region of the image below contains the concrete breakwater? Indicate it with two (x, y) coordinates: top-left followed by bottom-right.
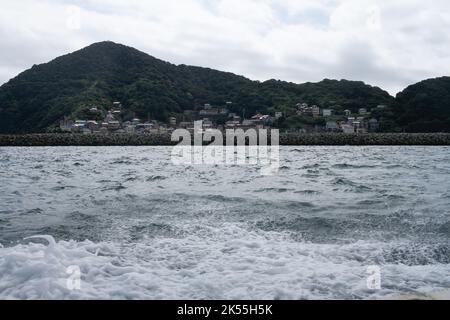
(1, 133), (450, 146)
(279, 133), (450, 145)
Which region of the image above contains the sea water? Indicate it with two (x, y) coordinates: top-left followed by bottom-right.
(0, 146), (449, 299)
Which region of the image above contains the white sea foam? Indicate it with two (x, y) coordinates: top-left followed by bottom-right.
(1, 224), (449, 300)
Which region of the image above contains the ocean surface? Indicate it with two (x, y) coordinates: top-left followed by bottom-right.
(0, 146), (449, 299)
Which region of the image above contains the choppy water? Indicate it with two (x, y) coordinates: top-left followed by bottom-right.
(0, 146), (449, 299)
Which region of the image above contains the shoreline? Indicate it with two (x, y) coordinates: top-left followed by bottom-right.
(1, 133), (450, 146)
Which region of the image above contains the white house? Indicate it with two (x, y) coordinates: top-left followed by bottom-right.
(59, 118), (74, 132)
(322, 109), (332, 117)
(359, 108), (368, 115)
(341, 124), (355, 134)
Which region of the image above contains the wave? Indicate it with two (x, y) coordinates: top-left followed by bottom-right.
(332, 163), (378, 169)
(146, 175), (167, 182)
(439, 221), (450, 235)
(101, 184), (127, 191)
(1, 233), (449, 300)
(254, 188), (294, 193)
(203, 194), (247, 203)
(130, 223), (183, 240)
(332, 178), (372, 192)
(110, 157), (134, 165)
(294, 190), (321, 195)
(382, 243), (450, 265)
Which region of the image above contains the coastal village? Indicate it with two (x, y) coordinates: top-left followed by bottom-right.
(59, 101), (383, 135)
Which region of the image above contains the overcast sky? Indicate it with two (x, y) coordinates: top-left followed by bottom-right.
(1, 0), (449, 95)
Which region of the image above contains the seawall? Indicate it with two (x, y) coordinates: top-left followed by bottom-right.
(1, 133), (450, 146)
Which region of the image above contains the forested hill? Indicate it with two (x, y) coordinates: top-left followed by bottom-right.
(0, 41), (447, 133)
(393, 77), (450, 132)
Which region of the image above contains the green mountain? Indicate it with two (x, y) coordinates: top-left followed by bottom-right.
(0, 41), (445, 133)
(393, 77), (450, 132)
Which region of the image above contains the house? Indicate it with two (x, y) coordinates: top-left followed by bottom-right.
(322, 109), (332, 117)
(202, 118), (213, 129)
(241, 120), (255, 126)
(159, 127), (169, 133)
(179, 121), (194, 129)
(353, 121), (367, 134)
(60, 118), (74, 132)
(225, 121), (239, 129)
(125, 125), (135, 134)
(248, 114), (271, 126)
(89, 106), (100, 114)
(103, 111), (122, 130)
(368, 118), (380, 132)
(199, 108), (219, 116)
(296, 103), (308, 109)
(225, 119), (241, 129)
(169, 117), (177, 127)
(86, 120), (99, 132)
(112, 102), (122, 115)
(275, 112), (283, 119)
(74, 120), (87, 127)
(298, 105), (316, 117)
(359, 108), (368, 115)
(135, 123), (154, 134)
(251, 114), (264, 120)
(239, 120), (260, 130)
(297, 103), (314, 116)
(326, 121), (340, 132)
(104, 111), (116, 123)
(260, 115), (273, 125)
(315, 124), (326, 132)
(341, 124), (355, 134)
(312, 105), (320, 117)
(297, 104), (321, 117)
(344, 109), (351, 116)
(107, 121), (121, 131)
(70, 120), (87, 133)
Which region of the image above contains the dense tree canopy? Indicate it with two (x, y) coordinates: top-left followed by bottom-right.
(394, 77), (450, 132)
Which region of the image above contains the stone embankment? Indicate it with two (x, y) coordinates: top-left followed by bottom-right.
(1, 133), (450, 146)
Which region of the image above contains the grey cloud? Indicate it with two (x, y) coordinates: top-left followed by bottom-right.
(0, 0), (449, 96)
